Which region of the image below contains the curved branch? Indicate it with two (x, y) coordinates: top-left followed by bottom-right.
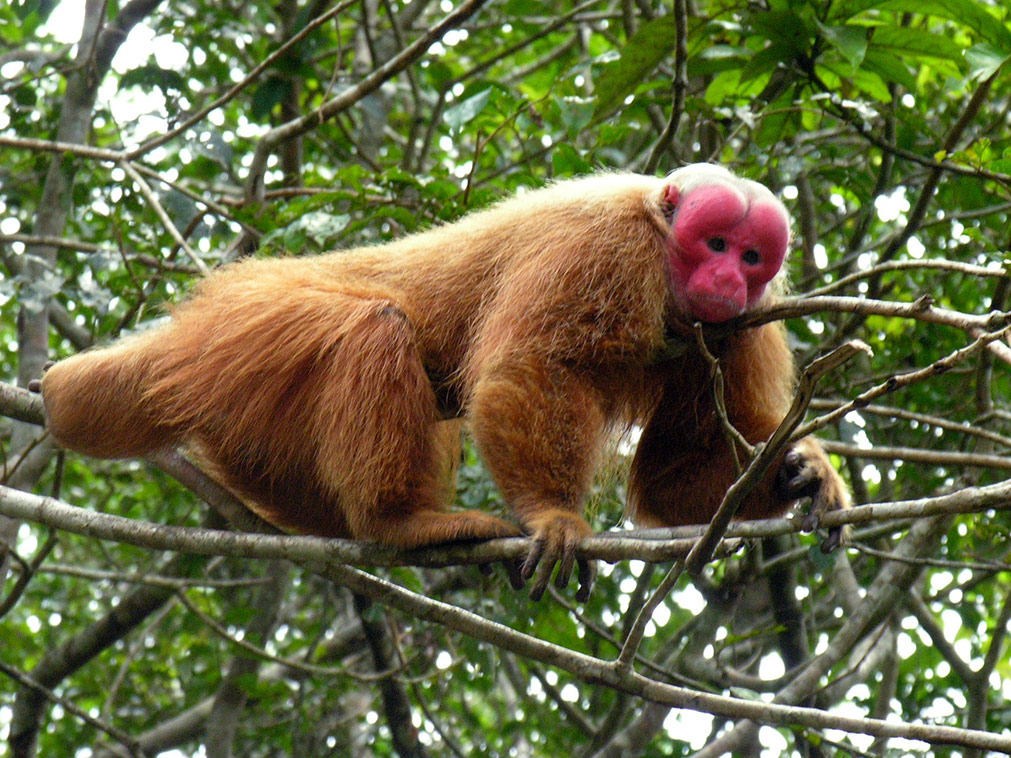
(803, 259), (1004, 298)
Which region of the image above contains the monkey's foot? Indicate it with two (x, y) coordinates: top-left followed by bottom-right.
(775, 437), (852, 553)
(26, 360), (54, 393)
(518, 509), (595, 602)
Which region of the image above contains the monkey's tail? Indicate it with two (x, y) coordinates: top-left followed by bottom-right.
(41, 329), (182, 459)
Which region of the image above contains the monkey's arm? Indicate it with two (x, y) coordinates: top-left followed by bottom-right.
(630, 324), (850, 545)
(468, 357), (604, 601)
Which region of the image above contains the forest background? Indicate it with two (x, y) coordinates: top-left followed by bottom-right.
(3, 0), (1011, 756)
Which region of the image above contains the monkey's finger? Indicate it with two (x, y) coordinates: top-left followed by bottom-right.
(504, 559), (526, 590)
(775, 449), (804, 483)
(782, 470), (821, 500)
(528, 555), (557, 602)
(520, 539), (545, 583)
(801, 512), (819, 533)
(776, 456), (818, 499)
(821, 526), (844, 553)
(554, 543), (577, 592)
(782, 448), (804, 471)
(576, 559), (596, 603)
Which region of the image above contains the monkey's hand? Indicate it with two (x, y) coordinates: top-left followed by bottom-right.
(516, 508), (595, 602)
(774, 437), (851, 553)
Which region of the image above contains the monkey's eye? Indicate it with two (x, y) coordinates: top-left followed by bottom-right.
(742, 249), (761, 266)
(707, 237), (726, 252)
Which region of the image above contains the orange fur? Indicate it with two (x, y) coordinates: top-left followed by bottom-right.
(41, 169), (848, 590)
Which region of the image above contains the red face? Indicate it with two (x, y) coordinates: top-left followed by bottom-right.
(665, 182), (789, 323)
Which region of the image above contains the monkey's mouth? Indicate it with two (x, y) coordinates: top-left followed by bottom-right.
(687, 293), (743, 323)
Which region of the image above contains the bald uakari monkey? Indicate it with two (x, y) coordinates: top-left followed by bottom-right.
(39, 164), (849, 601)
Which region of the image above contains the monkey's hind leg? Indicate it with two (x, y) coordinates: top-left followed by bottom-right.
(311, 300), (521, 548)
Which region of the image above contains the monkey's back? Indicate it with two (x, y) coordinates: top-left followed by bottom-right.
(303, 172), (674, 376)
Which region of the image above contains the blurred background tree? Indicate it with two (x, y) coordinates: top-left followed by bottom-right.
(2, 0), (1011, 756)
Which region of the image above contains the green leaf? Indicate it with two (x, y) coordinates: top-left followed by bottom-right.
(986, 157), (1011, 174)
(551, 143), (593, 177)
(444, 88), (492, 132)
(853, 65), (894, 101)
(965, 42), (1011, 81)
(754, 93), (800, 146)
(739, 43), (788, 86)
(749, 11), (812, 55)
(593, 15), (677, 116)
(686, 45), (749, 77)
(557, 96), (594, 138)
(251, 76), (289, 119)
(860, 49), (917, 91)
(119, 64), (187, 94)
(817, 22), (869, 70)
(871, 26), (965, 65)
(870, 0), (1011, 49)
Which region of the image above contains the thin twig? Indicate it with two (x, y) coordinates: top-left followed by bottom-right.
(797, 325), (1011, 439)
(683, 340), (871, 575)
(820, 440), (1011, 471)
(693, 324), (752, 470)
(118, 160), (208, 273)
(0, 658), (148, 757)
(644, 0), (687, 172)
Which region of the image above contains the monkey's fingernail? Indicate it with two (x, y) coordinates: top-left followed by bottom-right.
(27, 379), (42, 393)
(554, 571), (569, 591)
(801, 513), (819, 533)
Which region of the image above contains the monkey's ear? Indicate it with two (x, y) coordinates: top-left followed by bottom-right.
(662, 184), (680, 220)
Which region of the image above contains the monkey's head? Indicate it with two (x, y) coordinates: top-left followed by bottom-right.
(663, 164), (790, 323)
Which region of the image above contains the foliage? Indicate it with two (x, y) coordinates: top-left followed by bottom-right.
(1, 0), (1011, 756)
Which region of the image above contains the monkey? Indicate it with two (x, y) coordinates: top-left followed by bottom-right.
(38, 164), (850, 601)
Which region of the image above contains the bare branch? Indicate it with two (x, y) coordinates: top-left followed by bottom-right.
(820, 440), (1011, 471)
(644, 0), (687, 172)
(118, 161), (208, 273)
